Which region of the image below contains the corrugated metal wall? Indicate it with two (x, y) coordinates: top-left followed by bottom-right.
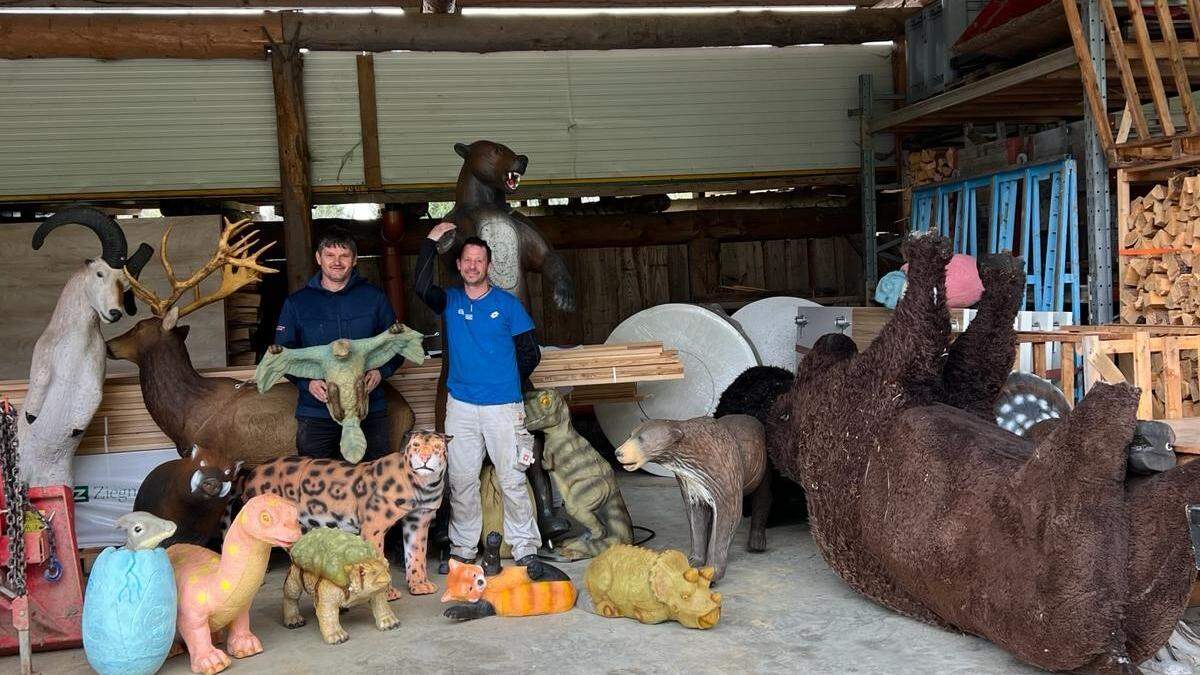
(0, 59), (279, 198)
(303, 53), (364, 187)
(0, 45), (890, 200)
(374, 45), (892, 185)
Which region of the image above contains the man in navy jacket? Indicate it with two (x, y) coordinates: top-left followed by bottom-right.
(275, 227), (404, 461)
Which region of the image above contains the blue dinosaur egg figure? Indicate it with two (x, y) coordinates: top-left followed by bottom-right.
(82, 547), (177, 675)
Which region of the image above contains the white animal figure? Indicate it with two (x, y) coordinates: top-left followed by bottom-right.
(18, 207), (152, 487)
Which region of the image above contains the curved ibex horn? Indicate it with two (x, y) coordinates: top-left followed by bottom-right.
(122, 243), (155, 316)
(33, 206), (130, 269)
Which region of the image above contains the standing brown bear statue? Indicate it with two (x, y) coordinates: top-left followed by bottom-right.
(614, 415), (767, 582)
(432, 139), (576, 548)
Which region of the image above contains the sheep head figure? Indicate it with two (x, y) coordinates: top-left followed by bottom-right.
(32, 206), (153, 323)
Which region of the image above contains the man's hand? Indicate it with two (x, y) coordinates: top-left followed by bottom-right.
(364, 369), (382, 393)
(308, 379), (329, 403)
(427, 221), (456, 241)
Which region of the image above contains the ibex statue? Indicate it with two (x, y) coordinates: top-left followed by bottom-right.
(106, 217), (414, 466)
(19, 207), (153, 487)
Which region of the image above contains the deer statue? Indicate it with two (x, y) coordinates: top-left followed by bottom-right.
(105, 217), (415, 467)
(19, 207), (154, 487)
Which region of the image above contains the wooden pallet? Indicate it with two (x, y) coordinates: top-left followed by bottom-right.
(1063, 0), (1200, 171)
(0, 342), (683, 454)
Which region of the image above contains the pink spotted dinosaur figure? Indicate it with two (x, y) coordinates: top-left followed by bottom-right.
(167, 494), (302, 674)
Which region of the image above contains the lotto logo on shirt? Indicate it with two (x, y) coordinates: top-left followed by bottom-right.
(490, 310), (500, 319)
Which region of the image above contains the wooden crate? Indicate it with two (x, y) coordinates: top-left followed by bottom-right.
(1015, 325), (1200, 420)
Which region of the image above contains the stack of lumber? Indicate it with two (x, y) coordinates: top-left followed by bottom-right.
(394, 342), (683, 428)
(906, 147), (957, 186)
(225, 287), (261, 366)
(0, 342), (682, 454)
(1120, 175), (1200, 325)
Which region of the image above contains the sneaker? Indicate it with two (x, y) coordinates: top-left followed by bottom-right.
(514, 554), (539, 567)
(449, 553), (477, 565)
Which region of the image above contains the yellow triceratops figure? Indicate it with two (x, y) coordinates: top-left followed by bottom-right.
(256, 322), (426, 462)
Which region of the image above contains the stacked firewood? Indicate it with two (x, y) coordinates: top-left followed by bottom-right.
(905, 147), (956, 186)
(1120, 175), (1200, 325)
(225, 288), (261, 366)
(1151, 354), (1200, 418)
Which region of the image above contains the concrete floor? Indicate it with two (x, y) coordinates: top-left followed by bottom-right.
(6, 473), (1044, 675)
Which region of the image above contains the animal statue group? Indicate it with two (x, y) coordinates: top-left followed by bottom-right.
(522, 387), (633, 560)
(133, 444), (242, 548)
(433, 139), (576, 547)
(104, 216), (415, 467)
(255, 322), (427, 462)
(615, 415), (767, 582)
(584, 545), (722, 629)
(82, 512), (178, 675)
(168, 494), (301, 675)
(767, 232), (1200, 673)
(282, 527), (400, 645)
(19, 207), (153, 486)
(240, 430), (450, 599)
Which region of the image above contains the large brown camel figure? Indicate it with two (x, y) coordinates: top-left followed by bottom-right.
(768, 233), (1200, 673)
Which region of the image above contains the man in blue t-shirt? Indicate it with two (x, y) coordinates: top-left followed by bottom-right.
(415, 221), (543, 566)
(275, 228), (404, 462)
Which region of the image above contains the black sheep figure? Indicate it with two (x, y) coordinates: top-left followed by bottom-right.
(715, 365), (806, 547)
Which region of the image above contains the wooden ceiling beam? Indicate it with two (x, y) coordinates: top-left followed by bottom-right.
(0, 9), (908, 58)
(0, 1), (874, 7)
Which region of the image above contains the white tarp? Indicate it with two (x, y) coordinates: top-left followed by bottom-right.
(71, 447), (177, 549)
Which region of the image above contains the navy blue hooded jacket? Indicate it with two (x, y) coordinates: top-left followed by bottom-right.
(274, 270), (403, 419)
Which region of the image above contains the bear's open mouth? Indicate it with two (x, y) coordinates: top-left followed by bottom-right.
(505, 171), (521, 191)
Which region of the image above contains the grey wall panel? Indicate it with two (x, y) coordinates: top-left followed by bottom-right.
(374, 45), (893, 186)
(374, 51), (574, 186)
(304, 52), (364, 186)
(0, 59), (279, 198)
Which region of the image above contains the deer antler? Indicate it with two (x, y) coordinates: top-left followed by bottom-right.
(125, 217), (277, 318)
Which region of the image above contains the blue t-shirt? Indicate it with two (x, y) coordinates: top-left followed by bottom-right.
(442, 286), (535, 405)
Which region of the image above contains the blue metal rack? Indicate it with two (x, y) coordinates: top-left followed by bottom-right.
(910, 158), (1082, 325)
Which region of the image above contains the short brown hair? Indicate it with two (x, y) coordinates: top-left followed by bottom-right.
(316, 227), (358, 256)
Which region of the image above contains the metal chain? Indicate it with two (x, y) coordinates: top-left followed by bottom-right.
(2, 400), (27, 595)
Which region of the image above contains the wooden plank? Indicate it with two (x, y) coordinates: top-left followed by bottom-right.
(1062, 341), (1076, 403)
(1153, 0), (1200, 132)
(271, 45), (315, 292)
(1164, 417), (1200, 453)
(1165, 335), (1185, 418)
(0, 0), (877, 7)
(785, 239), (812, 295)
(1083, 335), (1110, 389)
(1061, 0), (1118, 153)
(355, 54), (383, 189)
(1101, 0), (1150, 139)
(689, 238), (721, 301)
(763, 240), (789, 291)
(869, 48), (1078, 133)
(1127, 0), (1176, 135)
(666, 243), (690, 303)
(809, 238), (840, 295)
(0, 11), (911, 59)
(1033, 343), (1049, 378)
(617, 247), (644, 323)
(1135, 330), (1155, 418)
(1187, 0), (1200, 45)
